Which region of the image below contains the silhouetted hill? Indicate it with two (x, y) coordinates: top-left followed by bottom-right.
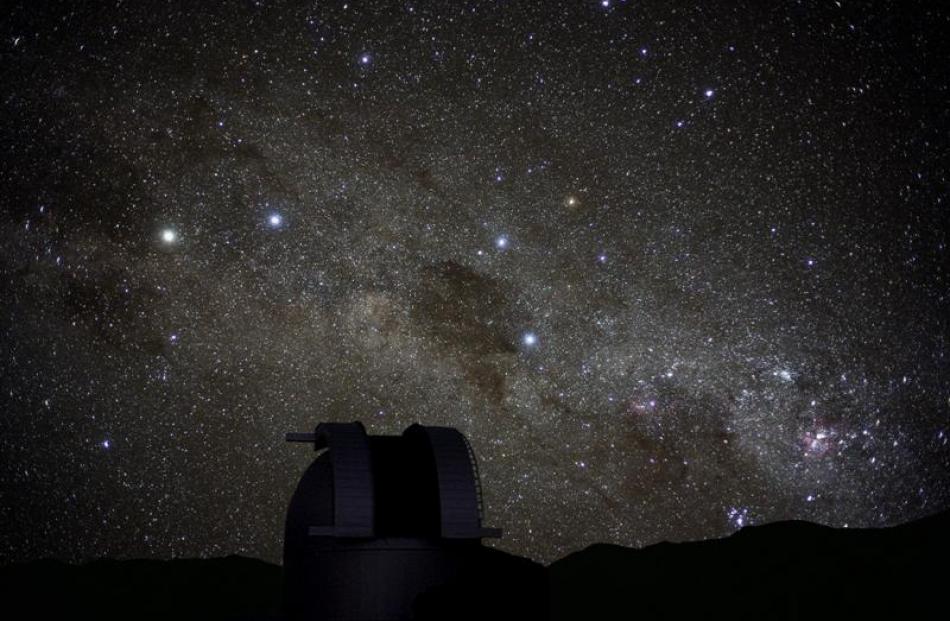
(0, 555), (282, 620)
(411, 544), (548, 620)
(549, 509), (949, 620)
(2, 510), (946, 619)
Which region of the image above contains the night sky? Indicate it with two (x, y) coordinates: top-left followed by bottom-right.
(2, 0), (949, 565)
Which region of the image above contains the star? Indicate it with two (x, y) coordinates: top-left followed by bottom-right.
(522, 332), (538, 347)
(801, 426), (837, 458)
(495, 235), (509, 249)
(160, 229), (177, 244)
(774, 369), (794, 382)
(268, 213), (282, 228)
(727, 506), (750, 528)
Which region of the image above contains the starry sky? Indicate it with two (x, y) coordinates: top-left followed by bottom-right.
(2, 0), (949, 565)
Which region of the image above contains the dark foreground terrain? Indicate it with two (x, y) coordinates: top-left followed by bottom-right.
(548, 509), (948, 620)
(0, 555), (283, 620)
(2, 509), (946, 620)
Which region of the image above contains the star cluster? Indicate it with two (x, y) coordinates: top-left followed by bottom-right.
(1, 0), (948, 564)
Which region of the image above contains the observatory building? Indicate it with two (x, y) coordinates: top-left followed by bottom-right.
(283, 421), (502, 620)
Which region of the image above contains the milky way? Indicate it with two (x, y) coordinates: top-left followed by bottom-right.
(2, 0), (948, 564)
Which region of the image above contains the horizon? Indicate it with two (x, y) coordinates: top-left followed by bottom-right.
(5, 503), (948, 568)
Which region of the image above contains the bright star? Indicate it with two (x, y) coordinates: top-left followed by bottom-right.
(268, 213), (282, 227)
(160, 229), (177, 243)
(102, 440), (110, 449)
(360, 53), (371, 65)
(495, 235), (509, 249)
(774, 369), (793, 382)
(522, 332), (538, 346)
(727, 507), (750, 528)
